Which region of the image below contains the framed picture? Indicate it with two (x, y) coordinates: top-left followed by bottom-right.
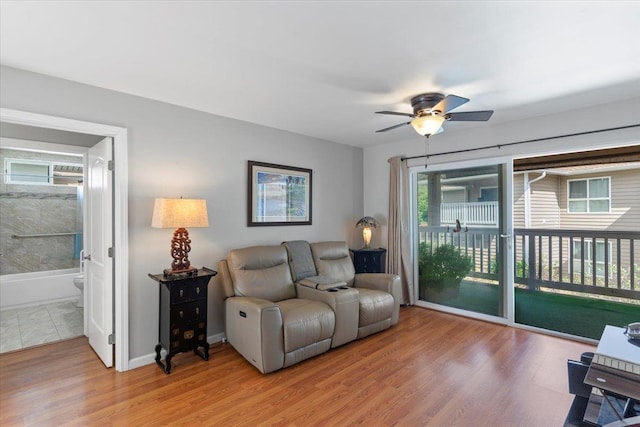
(248, 161), (312, 226)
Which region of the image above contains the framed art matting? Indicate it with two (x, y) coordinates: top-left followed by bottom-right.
(248, 161), (312, 226)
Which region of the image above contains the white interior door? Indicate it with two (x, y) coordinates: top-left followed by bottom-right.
(86, 137), (114, 368)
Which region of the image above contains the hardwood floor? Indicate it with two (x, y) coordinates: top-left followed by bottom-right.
(0, 307), (594, 426)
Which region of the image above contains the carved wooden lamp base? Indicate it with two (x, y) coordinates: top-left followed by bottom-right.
(163, 227), (198, 277)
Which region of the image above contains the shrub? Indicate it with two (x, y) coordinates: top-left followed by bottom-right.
(418, 242), (474, 290)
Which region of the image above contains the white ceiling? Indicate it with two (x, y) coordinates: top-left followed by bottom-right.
(1, 1), (639, 148)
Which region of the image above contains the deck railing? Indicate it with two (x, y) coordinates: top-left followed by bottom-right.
(514, 228), (639, 300)
(418, 226), (500, 279)
(418, 226), (640, 300)
(440, 202), (498, 225)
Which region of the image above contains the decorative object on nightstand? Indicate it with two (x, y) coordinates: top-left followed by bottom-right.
(152, 198), (209, 277)
(351, 248), (387, 274)
(149, 267), (217, 374)
(355, 216), (379, 250)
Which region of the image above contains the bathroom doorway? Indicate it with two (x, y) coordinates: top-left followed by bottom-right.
(0, 139), (90, 353)
(0, 108), (129, 371)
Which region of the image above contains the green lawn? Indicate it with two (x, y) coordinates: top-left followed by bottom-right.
(425, 280), (639, 340)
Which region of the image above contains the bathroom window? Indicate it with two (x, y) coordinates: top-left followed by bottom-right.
(5, 159), (83, 186)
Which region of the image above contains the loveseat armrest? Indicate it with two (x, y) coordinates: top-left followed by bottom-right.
(225, 296), (284, 373)
(354, 273), (402, 325)
(295, 284), (359, 347)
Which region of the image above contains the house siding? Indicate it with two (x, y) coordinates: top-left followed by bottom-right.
(513, 174), (525, 228)
(558, 168), (640, 231)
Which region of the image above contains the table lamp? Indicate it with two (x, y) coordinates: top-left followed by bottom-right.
(152, 198), (209, 277)
(355, 216), (379, 250)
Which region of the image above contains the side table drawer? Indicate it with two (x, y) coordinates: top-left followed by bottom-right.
(170, 321), (207, 352)
(171, 281), (207, 303)
(171, 299), (206, 322)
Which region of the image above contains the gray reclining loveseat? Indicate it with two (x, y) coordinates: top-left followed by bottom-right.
(218, 241), (401, 373)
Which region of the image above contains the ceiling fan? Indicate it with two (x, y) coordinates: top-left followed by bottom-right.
(375, 93), (493, 138)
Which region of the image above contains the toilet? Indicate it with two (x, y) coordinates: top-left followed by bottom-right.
(75, 249), (85, 308)
(74, 274), (84, 308)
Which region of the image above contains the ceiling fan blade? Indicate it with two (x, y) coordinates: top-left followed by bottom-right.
(375, 110), (414, 117)
(375, 122), (411, 133)
(432, 94), (469, 113)
(446, 110), (494, 121)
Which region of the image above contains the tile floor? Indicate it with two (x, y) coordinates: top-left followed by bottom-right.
(0, 301), (84, 354)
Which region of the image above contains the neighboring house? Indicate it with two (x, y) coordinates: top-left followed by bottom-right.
(514, 162), (640, 232)
(513, 162), (640, 296)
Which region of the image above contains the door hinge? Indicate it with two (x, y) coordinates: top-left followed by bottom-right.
(108, 247), (114, 258)
(108, 333), (115, 345)
(108, 160), (114, 171)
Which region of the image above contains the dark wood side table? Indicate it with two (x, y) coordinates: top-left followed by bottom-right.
(149, 267), (217, 374)
(351, 248), (387, 273)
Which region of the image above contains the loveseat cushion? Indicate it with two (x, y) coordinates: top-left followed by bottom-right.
(356, 288), (394, 326)
(276, 299), (335, 353)
(310, 241), (356, 285)
(227, 245), (297, 302)
(282, 240), (317, 282)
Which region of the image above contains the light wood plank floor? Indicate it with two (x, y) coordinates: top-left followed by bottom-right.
(1, 307), (595, 426)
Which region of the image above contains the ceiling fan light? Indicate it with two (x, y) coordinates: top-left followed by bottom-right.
(410, 115), (445, 136)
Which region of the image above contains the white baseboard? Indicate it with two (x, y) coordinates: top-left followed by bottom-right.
(127, 332), (226, 371)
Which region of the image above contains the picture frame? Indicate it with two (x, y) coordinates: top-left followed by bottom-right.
(247, 161), (312, 226)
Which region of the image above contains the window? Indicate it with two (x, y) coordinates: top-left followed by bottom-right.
(479, 186), (498, 202)
(568, 177), (610, 213)
(5, 159), (83, 186)
(572, 239), (612, 277)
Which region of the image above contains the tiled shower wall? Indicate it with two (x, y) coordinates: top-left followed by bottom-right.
(0, 148), (82, 275)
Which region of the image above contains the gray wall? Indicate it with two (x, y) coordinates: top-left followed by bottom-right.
(0, 65), (364, 362)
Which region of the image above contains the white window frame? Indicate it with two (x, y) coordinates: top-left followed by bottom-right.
(567, 176), (611, 213)
(5, 158), (82, 186)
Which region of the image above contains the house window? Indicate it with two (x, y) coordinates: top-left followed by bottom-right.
(568, 177), (610, 213)
(479, 186), (498, 202)
(572, 239), (611, 277)
(5, 159), (83, 186)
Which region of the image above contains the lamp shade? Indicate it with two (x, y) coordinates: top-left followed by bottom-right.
(151, 198), (209, 229)
(355, 216), (379, 229)
(410, 115), (445, 136)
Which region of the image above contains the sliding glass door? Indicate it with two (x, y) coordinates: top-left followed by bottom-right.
(414, 161), (512, 320)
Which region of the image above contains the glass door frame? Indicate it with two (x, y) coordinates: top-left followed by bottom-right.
(410, 156), (515, 325)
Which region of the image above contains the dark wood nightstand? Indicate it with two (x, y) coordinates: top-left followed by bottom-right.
(351, 248), (387, 273)
(149, 267), (217, 374)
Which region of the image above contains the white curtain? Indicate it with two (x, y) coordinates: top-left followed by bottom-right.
(386, 156), (414, 305)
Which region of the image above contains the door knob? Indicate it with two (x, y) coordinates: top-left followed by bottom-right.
(83, 254), (92, 261)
